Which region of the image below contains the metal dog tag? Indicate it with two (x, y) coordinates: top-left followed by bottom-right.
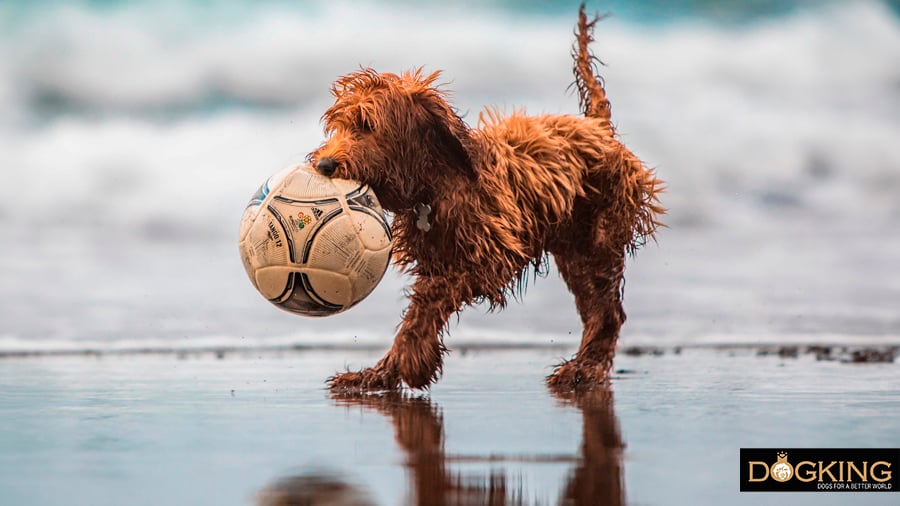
(415, 203), (432, 232)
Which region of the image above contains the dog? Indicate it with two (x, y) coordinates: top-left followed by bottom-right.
(309, 5), (664, 392)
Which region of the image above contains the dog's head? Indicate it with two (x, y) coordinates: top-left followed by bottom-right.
(309, 68), (476, 211)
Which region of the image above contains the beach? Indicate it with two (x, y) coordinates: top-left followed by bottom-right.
(1, 1), (899, 504)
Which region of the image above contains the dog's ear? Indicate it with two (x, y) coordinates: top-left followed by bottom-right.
(416, 92), (478, 180)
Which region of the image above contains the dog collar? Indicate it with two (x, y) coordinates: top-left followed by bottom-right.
(414, 202), (432, 232)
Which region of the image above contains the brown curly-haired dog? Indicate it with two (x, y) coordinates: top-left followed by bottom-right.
(310, 5), (664, 392)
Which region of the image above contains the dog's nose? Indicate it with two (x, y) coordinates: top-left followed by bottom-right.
(316, 157), (337, 177)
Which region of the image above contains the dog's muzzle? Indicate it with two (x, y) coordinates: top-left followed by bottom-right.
(316, 157), (337, 177)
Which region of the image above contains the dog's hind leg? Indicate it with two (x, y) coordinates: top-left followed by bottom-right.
(547, 247), (626, 390)
(329, 276), (461, 392)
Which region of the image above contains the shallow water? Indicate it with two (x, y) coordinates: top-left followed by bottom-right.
(1, 348), (896, 505)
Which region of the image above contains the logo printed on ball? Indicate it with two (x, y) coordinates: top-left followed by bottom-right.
(291, 211), (313, 230)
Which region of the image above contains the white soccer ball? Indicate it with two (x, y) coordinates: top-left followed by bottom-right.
(238, 163), (392, 317)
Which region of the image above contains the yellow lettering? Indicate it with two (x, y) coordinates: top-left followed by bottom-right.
(819, 461), (837, 482)
(796, 461), (817, 483)
(871, 461), (892, 483)
(748, 461), (769, 482)
(847, 461), (867, 482)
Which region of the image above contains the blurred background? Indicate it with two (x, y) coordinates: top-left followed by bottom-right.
(1, 0), (898, 354)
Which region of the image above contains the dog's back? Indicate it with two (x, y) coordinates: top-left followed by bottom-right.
(471, 112), (612, 242)
(463, 6), (662, 256)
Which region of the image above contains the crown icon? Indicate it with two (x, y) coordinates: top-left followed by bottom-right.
(771, 451), (793, 482)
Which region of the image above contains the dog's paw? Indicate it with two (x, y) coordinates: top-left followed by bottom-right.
(396, 344), (444, 391)
(328, 367), (401, 393)
(546, 358), (611, 392)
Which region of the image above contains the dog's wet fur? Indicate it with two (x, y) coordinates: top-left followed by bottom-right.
(310, 5), (664, 392)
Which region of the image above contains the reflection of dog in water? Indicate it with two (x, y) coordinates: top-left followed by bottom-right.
(552, 389), (625, 505)
(311, 3), (664, 392)
(326, 389), (625, 506)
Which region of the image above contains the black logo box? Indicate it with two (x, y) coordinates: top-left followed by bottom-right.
(740, 448), (899, 492)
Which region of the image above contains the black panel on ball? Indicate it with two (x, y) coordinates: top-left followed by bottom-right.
(274, 273), (343, 317)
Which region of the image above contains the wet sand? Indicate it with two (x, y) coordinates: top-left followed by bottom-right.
(0, 346), (897, 505)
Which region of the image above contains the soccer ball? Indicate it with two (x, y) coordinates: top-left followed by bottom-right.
(238, 163), (392, 317)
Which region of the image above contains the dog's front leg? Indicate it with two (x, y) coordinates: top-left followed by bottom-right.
(329, 275), (462, 392)
(388, 275), (464, 389)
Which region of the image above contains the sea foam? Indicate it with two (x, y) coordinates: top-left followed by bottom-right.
(1, 1), (897, 236)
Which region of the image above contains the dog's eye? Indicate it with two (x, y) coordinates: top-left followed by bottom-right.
(359, 118), (374, 134)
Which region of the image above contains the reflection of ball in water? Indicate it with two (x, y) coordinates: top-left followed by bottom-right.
(238, 163), (392, 317)
(771, 462), (792, 481)
(257, 473), (375, 506)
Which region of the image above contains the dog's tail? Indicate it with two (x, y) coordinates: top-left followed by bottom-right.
(573, 4), (612, 128)
(574, 4), (665, 250)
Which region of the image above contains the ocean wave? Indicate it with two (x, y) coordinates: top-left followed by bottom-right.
(0, 0), (898, 231)
(1, 2), (575, 119)
(0, 1), (894, 117)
